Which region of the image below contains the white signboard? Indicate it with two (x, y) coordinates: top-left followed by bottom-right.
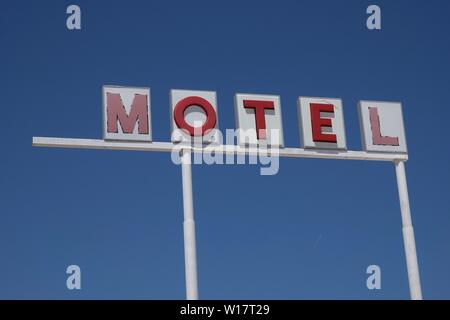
(358, 101), (407, 153)
(234, 93), (284, 147)
(170, 89), (220, 144)
(297, 97), (347, 150)
(103, 86), (152, 142)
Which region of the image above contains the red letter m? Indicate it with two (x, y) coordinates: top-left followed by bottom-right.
(106, 93), (149, 134)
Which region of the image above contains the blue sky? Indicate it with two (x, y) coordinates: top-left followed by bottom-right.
(1, 0), (449, 299)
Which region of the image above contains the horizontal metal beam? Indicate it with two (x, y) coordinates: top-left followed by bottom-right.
(32, 137), (408, 162)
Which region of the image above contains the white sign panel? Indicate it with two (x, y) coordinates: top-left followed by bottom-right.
(234, 93), (284, 147)
(358, 101), (407, 153)
(170, 89), (220, 144)
(103, 86), (152, 142)
(297, 97), (347, 150)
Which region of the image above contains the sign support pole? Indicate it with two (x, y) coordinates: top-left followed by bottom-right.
(32, 137), (421, 300)
(181, 149), (199, 300)
(395, 160), (422, 300)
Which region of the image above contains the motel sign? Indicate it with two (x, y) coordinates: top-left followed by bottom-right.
(101, 86), (407, 153)
(33, 85), (421, 300)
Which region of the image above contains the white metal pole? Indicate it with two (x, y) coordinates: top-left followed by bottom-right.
(181, 149), (199, 300)
(395, 160), (422, 300)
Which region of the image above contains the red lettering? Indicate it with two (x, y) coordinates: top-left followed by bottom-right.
(243, 100), (275, 140)
(173, 96), (217, 137)
(310, 103), (337, 143)
(106, 93), (149, 134)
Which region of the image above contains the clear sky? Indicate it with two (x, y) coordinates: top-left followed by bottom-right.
(1, 0), (449, 299)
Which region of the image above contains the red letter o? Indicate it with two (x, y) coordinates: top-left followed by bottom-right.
(173, 96), (217, 136)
